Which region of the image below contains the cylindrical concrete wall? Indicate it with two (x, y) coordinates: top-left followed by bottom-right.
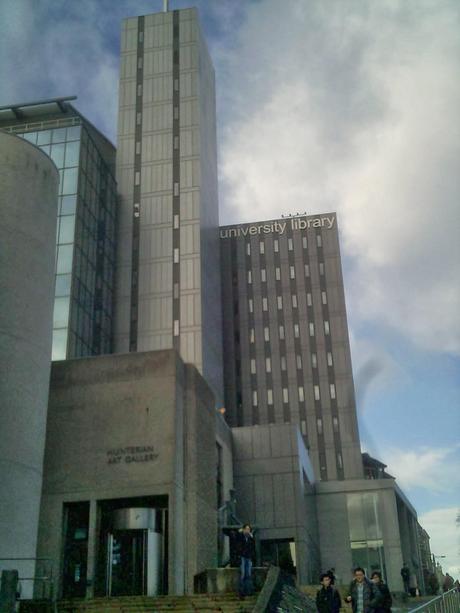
(0, 132), (59, 595)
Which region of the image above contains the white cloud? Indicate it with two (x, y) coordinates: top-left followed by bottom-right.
(419, 507), (460, 578)
(384, 445), (460, 493)
(218, 0), (460, 356)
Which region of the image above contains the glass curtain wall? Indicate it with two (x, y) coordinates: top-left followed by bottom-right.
(18, 125), (116, 359)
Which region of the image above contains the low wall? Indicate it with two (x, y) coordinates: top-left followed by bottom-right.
(194, 567), (268, 594)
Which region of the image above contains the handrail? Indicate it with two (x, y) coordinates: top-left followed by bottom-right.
(408, 587), (460, 612)
(0, 556), (55, 603)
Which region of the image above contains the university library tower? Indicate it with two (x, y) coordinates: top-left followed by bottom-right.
(0, 3), (432, 604)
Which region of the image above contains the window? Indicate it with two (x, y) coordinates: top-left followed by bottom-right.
(277, 296), (283, 310)
(290, 265), (295, 279)
(311, 353), (317, 368)
(281, 356), (287, 370)
(250, 359), (256, 374)
(283, 388), (289, 403)
(248, 298), (253, 313)
(174, 78), (179, 91)
(247, 270), (252, 284)
(137, 84), (142, 96)
(302, 236), (307, 249)
(327, 352), (333, 366)
(317, 418), (323, 434)
(296, 354), (302, 369)
(292, 294), (298, 308)
(174, 106), (179, 120)
(50, 143), (65, 167)
(337, 453), (343, 469)
(298, 386), (305, 402)
(304, 264), (310, 277)
(279, 325), (285, 339)
(267, 389), (273, 404)
(135, 171), (141, 186)
(246, 243), (251, 256)
(58, 216), (75, 244)
(61, 195), (77, 215)
(307, 292), (312, 306)
(288, 238), (293, 251)
(309, 322), (315, 336)
(319, 262), (325, 275)
(294, 324), (300, 338)
(173, 214), (179, 229)
(53, 297), (70, 328)
(57, 244), (74, 274)
(249, 328), (255, 343)
(324, 321), (330, 335)
(174, 136), (179, 149)
(266, 357), (271, 372)
(173, 319), (179, 336)
(316, 234), (322, 247)
(274, 239), (279, 252)
(173, 283), (179, 299)
(135, 141), (141, 155)
(138, 30), (143, 42)
(261, 269), (266, 282)
(330, 383), (336, 399)
(173, 182), (179, 196)
(333, 416), (339, 432)
(322, 291), (327, 305)
(63, 167), (78, 194)
(173, 248), (179, 263)
(137, 56), (143, 69)
(264, 327), (270, 341)
(136, 112), (142, 125)
(301, 420), (307, 435)
(262, 297), (268, 311)
(252, 390), (258, 406)
(259, 241), (265, 254)
(55, 274), (71, 297)
(314, 385), (320, 400)
(275, 267), (281, 280)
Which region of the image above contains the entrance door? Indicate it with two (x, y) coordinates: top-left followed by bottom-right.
(107, 530), (146, 597)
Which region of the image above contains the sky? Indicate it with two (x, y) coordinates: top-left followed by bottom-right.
(1, 0), (459, 577)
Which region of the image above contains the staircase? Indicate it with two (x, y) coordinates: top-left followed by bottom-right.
(56, 594), (257, 613)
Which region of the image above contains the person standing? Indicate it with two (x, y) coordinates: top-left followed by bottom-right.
(316, 572), (341, 613)
(370, 571), (392, 613)
(443, 573), (454, 592)
(400, 563), (410, 594)
(237, 524), (256, 598)
(345, 567), (382, 613)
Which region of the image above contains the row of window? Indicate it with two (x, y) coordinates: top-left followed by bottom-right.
(251, 382), (336, 407)
(249, 350), (333, 374)
(248, 291), (327, 312)
(246, 234), (322, 256)
(246, 320), (330, 343)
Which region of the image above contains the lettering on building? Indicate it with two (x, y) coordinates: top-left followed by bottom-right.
(106, 445), (158, 465)
(219, 215), (336, 239)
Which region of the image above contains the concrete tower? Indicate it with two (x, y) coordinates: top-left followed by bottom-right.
(0, 133), (59, 596)
(114, 7), (223, 402)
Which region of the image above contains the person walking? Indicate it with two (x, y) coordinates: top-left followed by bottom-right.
(237, 524), (256, 598)
(400, 563), (410, 594)
(316, 572), (341, 613)
(345, 567), (382, 613)
(370, 571), (392, 613)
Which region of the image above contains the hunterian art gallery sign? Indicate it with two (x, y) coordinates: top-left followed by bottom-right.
(219, 214), (336, 239)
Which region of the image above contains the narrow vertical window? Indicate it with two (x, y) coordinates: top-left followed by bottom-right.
(252, 391), (258, 406)
(309, 322), (315, 336)
(136, 112), (142, 125)
(307, 293), (312, 306)
(302, 236), (307, 249)
(279, 325), (285, 339)
(274, 239), (279, 252)
(290, 265), (295, 279)
(322, 291), (327, 304)
(317, 418), (323, 434)
(267, 389), (273, 404)
(296, 354), (302, 369)
(259, 241), (265, 254)
(173, 248), (179, 263)
(275, 267), (281, 281)
(277, 296), (283, 310)
(174, 106), (179, 120)
(135, 141), (141, 155)
(294, 324), (300, 338)
(301, 420), (307, 435)
(324, 321), (330, 335)
(246, 243), (251, 256)
(337, 453), (343, 469)
(319, 262), (325, 275)
(330, 383), (336, 399)
(283, 388), (289, 403)
(288, 238), (293, 251)
(304, 264), (310, 277)
(173, 320), (179, 336)
(264, 327), (270, 341)
(280, 356), (287, 371)
(314, 385), (320, 400)
(332, 416), (339, 432)
(262, 297), (268, 311)
(266, 357), (271, 372)
(248, 298), (253, 313)
(173, 182), (179, 196)
(138, 31), (144, 42)
(298, 387), (305, 402)
(247, 270), (252, 284)
(316, 234), (322, 247)
(311, 353), (317, 368)
(174, 136), (179, 149)
(327, 352), (333, 366)
(249, 328), (255, 343)
(135, 171), (141, 185)
(250, 359), (256, 374)
(261, 269), (266, 282)
(137, 84), (143, 96)
(292, 294), (298, 308)
(173, 214), (179, 229)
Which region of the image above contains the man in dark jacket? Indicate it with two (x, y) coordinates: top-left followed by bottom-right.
(345, 567), (382, 613)
(237, 524), (256, 598)
(371, 571), (392, 613)
(316, 572), (341, 613)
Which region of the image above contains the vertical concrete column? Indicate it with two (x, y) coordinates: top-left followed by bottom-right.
(0, 133), (58, 597)
(85, 500), (98, 598)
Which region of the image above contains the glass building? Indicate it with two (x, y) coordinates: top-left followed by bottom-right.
(0, 97), (117, 359)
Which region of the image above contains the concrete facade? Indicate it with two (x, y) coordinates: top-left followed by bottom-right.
(315, 478), (424, 590)
(0, 132), (59, 596)
(221, 214), (363, 481)
(37, 350), (232, 597)
(114, 8), (223, 403)
(232, 424), (320, 585)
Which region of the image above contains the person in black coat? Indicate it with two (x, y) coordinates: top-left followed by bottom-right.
(316, 572), (341, 613)
(237, 524), (256, 598)
(371, 571), (392, 613)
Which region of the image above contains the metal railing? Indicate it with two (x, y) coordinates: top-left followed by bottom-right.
(408, 587), (460, 613)
(0, 557), (55, 601)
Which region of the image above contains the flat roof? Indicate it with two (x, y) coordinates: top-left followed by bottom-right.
(0, 96), (78, 123)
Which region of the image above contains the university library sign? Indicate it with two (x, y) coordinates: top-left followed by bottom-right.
(219, 215), (336, 239)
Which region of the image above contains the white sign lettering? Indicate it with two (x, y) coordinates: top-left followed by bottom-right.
(220, 215), (335, 239)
